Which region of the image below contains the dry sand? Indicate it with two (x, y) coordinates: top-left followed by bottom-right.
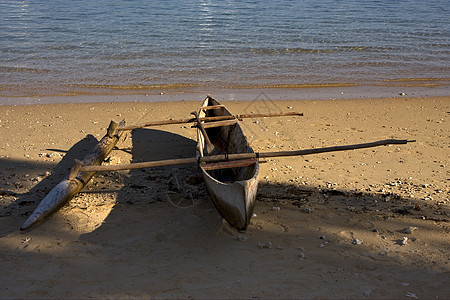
(0, 96), (449, 299)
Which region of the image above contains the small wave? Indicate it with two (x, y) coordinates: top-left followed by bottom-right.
(0, 66), (52, 73)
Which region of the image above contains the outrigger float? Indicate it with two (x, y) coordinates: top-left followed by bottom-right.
(21, 96), (415, 231)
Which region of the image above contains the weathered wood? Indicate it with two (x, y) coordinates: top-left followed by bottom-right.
(202, 119), (238, 128)
(118, 112), (303, 131)
(200, 159), (257, 171)
(80, 139), (415, 172)
(200, 105), (225, 110)
(191, 111), (215, 154)
(20, 120), (125, 231)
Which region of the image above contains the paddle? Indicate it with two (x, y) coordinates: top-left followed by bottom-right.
(80, 139), (416, 172)
(191, 110), (215, 154)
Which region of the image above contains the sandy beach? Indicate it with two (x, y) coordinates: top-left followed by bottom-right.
(0, 96), (448, 299)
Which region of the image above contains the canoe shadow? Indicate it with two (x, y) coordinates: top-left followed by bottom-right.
(81, 128), (223, 241)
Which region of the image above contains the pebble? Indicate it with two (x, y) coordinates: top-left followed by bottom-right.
(399, 92), (406, 96)
(400, 237), (408, 245)
(303, 207), (314, 214)
(402, 226), (418, 234)
(48, 152), (62, 159)
(405, 292), (418, 299)
(352, 238), (363, 245)
(299, 252), (306, 260)
(257, 242), (272, 249)
(237, 234), (248, 242)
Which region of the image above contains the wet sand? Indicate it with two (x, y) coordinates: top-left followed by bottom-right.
(0, 96), (449, 298)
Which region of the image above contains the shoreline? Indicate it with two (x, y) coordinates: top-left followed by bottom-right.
(1, 80), (449, 105)
(0, 96), (448, 298)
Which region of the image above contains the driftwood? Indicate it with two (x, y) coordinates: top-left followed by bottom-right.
(80, 139), (415, 172)
(20, 120), (125, 230)
(118, 112), (302, 131)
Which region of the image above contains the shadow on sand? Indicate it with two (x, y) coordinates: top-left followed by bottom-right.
(1, 127), (449, 298)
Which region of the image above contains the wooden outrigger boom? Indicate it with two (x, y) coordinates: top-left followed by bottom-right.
(79, 139), (414, 173)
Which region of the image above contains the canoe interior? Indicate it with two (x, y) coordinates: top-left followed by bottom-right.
(199, 97), (257, 183)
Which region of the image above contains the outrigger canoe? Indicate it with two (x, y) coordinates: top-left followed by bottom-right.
(195, 96), (259, 230)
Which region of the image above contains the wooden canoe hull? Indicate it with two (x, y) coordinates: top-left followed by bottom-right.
(197, 96), (259, 230)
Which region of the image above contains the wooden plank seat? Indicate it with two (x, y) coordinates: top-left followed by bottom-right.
(200, 105), (225, 110)
(202, 119), (238, 128)
(200, 158), (257, 171)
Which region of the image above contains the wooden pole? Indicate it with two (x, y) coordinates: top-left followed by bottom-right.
(191, 111), (215, 154)
(80, 139), (415, 172)
(118, 112), (302, 131)
(21, 120), (126, 231)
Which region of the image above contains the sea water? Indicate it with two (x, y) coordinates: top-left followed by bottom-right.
(1, 0), (449, 102)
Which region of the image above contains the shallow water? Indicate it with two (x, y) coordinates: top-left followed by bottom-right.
(1, 0), (449, 100)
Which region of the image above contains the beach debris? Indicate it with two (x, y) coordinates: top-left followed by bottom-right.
(237, 234), (248, 242)
(352, 238), (363, 245)
(319, 241), (329, 248)
(272, 206), (280, 211)
(298, 247), (306, 260)
(21, 237), (31, 243)
(401, 226), (418, 234)
(405, 292), (418, 299)
(400, 237), (409, 246)
(303, 207), (314, 214)
(399, 92), (406, 96)
(287, 106), (293, 109)
(401, 283), (410, 287)
(299, 251), (306, 260)
(257, 242), (272, 249)
(319, 235), (326, 239)
(364, 289), (373, 297)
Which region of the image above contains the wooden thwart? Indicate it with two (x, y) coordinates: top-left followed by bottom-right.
(201, 105), (225, 110)
(202, 119), (238, 128)
(201, 158), (257, 171)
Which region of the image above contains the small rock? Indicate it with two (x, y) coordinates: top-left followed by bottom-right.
(48, 152), (62, 159)
(399, 92), (406, 96)
(319, 235), (326, 239)
(401, 282), (410, 287)
(272, 206), (280, 211)
(352, 238), (363, 245)
(401, 226), (418, 234)
(237, 234), (248, 242)
(303, 207), (314, 214)
(405, 292), (418, 299)
(400, 237), (408, 245)
(299, 252), (306, 260)
(287, 106), (293, 109)
(257, 242), (272, 249)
